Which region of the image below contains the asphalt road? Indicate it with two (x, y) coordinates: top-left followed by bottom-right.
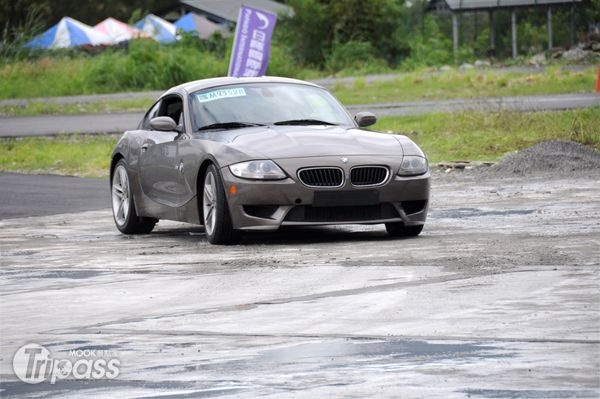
(1, 172), (598, 398)
(347, 92), (600, 116)
(0, 172), (108, 219)
(0, 112), (144, 137)
(1, 93), (598, 137)
(0, 91), (162, 108)
(0, 64), (590, 108)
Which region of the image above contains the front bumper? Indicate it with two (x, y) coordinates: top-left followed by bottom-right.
(220, 156), (430, 231)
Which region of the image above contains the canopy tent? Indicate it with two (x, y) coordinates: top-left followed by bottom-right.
(134, 14), (177, 43)
(25, 17), (112, 49)
(174, 12), (229, 39)
(94, 17), (141, 43)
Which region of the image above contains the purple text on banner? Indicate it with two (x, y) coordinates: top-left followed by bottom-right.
(228, 5), (277, 77)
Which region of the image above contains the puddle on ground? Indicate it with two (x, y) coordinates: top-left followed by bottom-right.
(0, 379), (246, 399)
(1, 250), (38, 257)
(257, 339), (505, 364)
(432, 208), (535, 219)
(461, 388), (600, 398)
(28, 270), (105, 280)
(45, 340), (90, 348)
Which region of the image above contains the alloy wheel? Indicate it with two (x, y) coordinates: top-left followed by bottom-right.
(112, 165), (130, 226)
(203, 171), (217, 235)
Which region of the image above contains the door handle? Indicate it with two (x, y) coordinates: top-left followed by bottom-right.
(176, 160), (184, 174)
(141, 144), (149, 152)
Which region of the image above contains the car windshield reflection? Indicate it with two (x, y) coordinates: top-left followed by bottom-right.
(190, 83), (353, 131)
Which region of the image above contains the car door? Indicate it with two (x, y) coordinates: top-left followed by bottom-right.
(139, 96), (185, 207)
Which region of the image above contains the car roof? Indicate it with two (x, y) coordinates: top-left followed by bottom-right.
(162, 76), (322, 97)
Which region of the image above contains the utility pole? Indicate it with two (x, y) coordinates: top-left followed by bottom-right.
(488, 10), (495, 55)
(511, 9), (517, 59)
(452, 12), (459, 60)
(547, 7), (553, 50)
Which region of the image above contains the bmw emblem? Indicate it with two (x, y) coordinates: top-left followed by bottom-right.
(341, 157), (348, 164)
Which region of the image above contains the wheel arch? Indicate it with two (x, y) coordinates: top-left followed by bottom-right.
(196, 158), (218, 221)
(110, 153), (125, 184)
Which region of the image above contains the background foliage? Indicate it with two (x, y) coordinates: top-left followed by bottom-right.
(277, 0), (600, 70)
(0, 0), (598, 97)
(0, 0), (173, 37)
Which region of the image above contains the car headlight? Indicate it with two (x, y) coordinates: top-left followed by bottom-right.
(398, 155), (428, 176)
(229, 160), (287, 180)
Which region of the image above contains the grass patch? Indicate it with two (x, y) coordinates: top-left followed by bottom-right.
(0, 57), (90, 99)
(2, 66), (596, 117)
(373, 107), (600, 163)
(0, 134), (118, 178)
(0, 39), (315, 100)
(332, 66), (597, 105)
(0, 98), (153, 117)
(1, 108), (598, 178)
(0, 42), (595, 105)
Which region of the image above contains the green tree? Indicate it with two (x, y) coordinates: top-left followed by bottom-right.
(330, 0), (403, 63)
(277, 0), (333, 66)
(278, 0), (407, 67)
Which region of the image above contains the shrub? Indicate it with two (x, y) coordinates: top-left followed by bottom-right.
(267, 44), (308, 78)
(325, 41), (388, 74)
(84, 39), (228, 93)
(400, 17), (454, 70)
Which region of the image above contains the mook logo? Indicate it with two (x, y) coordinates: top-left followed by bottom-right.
(13, 343), (120, 384)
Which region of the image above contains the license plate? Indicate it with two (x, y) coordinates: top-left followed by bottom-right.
(313, 190), (379, 207)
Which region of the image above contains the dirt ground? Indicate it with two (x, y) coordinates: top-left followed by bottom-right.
(1, 143), (599, 398)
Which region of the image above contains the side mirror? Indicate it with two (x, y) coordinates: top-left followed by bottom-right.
(354, 111), (377, 128)
(150, 116), (177, 132)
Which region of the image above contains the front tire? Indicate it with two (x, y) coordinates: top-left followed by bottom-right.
(202, 164), (240, 245)
(385, 223), (423, 238)
(111, 160), (156, 234)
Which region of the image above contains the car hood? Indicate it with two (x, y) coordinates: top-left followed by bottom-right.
(197, 125), (404, 159)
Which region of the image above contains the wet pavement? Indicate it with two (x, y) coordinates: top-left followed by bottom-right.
(0, 173), (599, 398)
(0, 172), (108, 219)
(2, 93), (599, 137)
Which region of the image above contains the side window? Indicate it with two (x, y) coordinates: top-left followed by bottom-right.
(158, 96), (184, 131)
(141, 101), (161, 130)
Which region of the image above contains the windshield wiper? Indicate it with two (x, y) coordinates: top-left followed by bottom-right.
(273, 119), (337, 126)
(196, 122), (265, 131)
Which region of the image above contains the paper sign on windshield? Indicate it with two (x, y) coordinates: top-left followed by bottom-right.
(195, 88), (247, 103)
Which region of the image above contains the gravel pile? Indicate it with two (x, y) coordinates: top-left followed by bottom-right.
(482, 140), (600, 178)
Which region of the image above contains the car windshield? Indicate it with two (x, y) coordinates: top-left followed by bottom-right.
(189, 83), (354, 131)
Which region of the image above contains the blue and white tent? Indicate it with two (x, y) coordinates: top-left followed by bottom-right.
(134, 14), (177, 43)
(25, 17), (112, 49)
(174, 13), (229, 39)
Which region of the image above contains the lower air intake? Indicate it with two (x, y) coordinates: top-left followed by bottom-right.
(284, 203), (399, 222)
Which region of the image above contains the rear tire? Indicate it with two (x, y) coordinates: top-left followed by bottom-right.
(385, 223), (423, 238)
(111, 159), (156, 234)
(202, 164), (240, 245)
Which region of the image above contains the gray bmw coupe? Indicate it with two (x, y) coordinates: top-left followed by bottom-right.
(110, 76), (430, 244)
